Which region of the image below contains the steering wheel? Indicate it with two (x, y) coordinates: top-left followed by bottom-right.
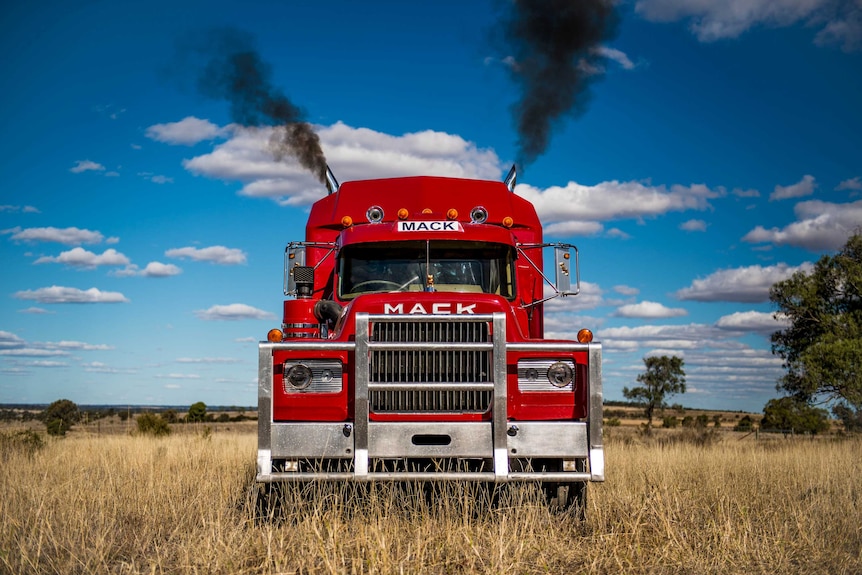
(352, 280), (403, 292)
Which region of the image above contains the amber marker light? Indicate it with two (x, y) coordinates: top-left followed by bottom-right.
(397, 208), (409, 220)
(502, 216), (514, 228)
(267, 329), (284, 343)
(422, 208), (432, 214)
(577, 329), (594, 344)
(341, 215), (353, 228)
(446, 208), (458, 220)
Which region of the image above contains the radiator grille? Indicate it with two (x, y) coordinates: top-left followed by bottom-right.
(369, 319), (492, 413)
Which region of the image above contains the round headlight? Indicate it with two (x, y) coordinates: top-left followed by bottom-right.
(366, 206), (384, 223)
(547, 362), (574, 388)
(285, 364), (313, 390)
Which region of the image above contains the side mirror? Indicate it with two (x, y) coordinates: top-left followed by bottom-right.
(554, 244), (579, 296)
(285, 244), (307, 296)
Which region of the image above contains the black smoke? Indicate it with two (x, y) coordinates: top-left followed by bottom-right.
(501, 0), (619, 168)
(182, 28), (327, 183)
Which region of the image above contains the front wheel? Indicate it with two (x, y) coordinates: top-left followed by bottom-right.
(543, 482), (587, 518)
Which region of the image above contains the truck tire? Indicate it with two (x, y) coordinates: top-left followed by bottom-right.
(544, 482), (587, 519)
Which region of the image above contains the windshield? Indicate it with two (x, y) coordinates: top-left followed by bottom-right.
(338, 240), (515, 299)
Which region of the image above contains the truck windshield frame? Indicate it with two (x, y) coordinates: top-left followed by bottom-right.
(337, 240), (516, 300)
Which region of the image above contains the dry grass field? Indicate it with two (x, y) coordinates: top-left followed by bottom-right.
(1, 426), (860, 575)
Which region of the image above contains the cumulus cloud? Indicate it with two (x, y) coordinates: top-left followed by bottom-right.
(70, 160), (105, 173)
(145, 116), (229, 145)
(837, 176), (862, 191)
(165, 245), (247, 265)
(34, 247), (130, 268)
(178, 121), (503, 206)
(680, 219), (708, 232)
(4, 226), (105, 245)
(141, 262), (182, 277)
(715, 310), (790, 334)
(770, 174), (817, 201)
(742, 198), (862, 251)
(615, 301), (688, 318)
(635, 0), (862, 51)
(675, 262), (813, 303)
(515, 180), (722, 237)
(13, 286), (129, 304)
(195, 303), (275, 321)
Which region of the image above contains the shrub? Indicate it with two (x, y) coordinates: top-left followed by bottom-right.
(0, 430), (44, 459)
(136, 413), (171, 437)
(662, 416), (680, 428)
(41, 399), (80, 436)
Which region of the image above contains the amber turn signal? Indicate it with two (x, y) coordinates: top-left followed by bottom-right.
(267, 329), (284, 343)
(446, 208), (458, 220)
(341, 215), (353, 228)
(577, 329), (593, 344)
(502, 216), (514, 228)
(397, 208), (409, 220)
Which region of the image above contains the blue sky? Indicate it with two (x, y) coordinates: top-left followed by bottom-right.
(1, 0), (860, 412)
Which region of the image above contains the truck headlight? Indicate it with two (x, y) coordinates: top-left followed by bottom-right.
(547, 361), (574, 388)
(283, 360), (343, 393)
(285, 364), (313, 390)
(517, 359), (576, 392)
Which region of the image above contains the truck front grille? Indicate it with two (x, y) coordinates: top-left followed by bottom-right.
(368, 318), (492, 414)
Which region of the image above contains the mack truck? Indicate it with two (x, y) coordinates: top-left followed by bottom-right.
(256, 166), (603, 511)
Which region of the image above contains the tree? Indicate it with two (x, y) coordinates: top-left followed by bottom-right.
(623, 355), (686, 433)
(188, 401), (207, 423)
(770, 232), (862, 408)
(832, 403), (862, 433)
(41, 399), (81, 436)
(760, 397), (830, 435)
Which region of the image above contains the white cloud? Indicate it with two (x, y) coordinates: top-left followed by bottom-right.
(715, 310), (790, 334)
(613, 285), (640, 296)
(615, 301), (688, 318)
(70, 160), (105, 173)
(34, 247), (130, 268)
(165, 245), (247, 265)
(145, 116), (228, 145)
(0, 205), (40, 213)
(593, 46), (637, 70)
(742, 198), (862, 251)
(634, 0), (862, 51)
(18, 307), (52, 314)
(13, 286), (129, 304)
(141, 262), (182, 277)
(770, 174), (817, 201)
(175, 357), (242, 364)
(4, 226), (105, 245)
(195, 303), (275, 321)
(180, 122), (503, 206)
(837, 177), (862, 191)
(515, 180), (722, 237)
(680, 219), (708, 232)
(675, 262), (813, 303)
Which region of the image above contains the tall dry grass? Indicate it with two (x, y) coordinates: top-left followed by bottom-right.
(1, 429), (860, 574)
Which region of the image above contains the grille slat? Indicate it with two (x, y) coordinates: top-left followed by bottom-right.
(369, 319), (492, 413)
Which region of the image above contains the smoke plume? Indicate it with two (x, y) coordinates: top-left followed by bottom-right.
(189, 28), (327, 183)
(502, 0), (619, 168)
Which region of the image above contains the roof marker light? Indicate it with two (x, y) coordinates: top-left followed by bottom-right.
(447, 208), (458, 220)
(397, 208), (409, 220)
(577, 329), (594, 343)
(502, 216), (514, 228)
(341, 215), (353, 228)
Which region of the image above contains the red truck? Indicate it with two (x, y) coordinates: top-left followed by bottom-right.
(256, 167), (603, 511)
